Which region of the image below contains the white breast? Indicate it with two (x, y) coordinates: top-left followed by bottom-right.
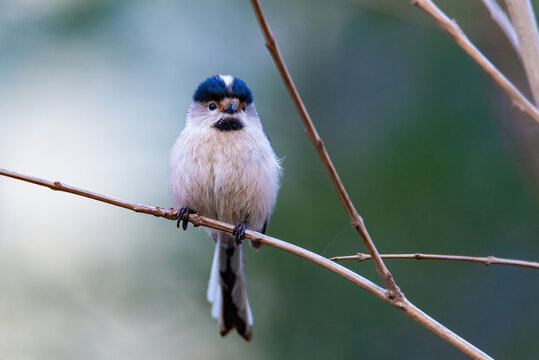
(169, 125), (281, 233)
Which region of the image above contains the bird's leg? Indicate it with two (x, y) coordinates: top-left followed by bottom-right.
(232, 223), (247, 245)
(176, 207), (196, 230)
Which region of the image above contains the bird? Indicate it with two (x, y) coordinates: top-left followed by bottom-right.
(169, 75), (281, 341)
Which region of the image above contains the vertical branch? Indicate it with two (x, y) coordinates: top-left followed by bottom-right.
(505, 0), (539, 104)
(249, 0), (402, 299)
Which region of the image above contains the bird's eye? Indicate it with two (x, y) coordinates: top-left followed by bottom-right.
(242, 104), (246, 112)
(209, 103), (217, 111)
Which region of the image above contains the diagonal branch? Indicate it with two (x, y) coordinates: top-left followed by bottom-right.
(412, 0), (539, 124)
(0, 167), (492, 359)
(330, 252), (539, 269)
(249, 0), (402, 300)
(0, 168), (383, 297)
(480, 0), (520, 54)
(504, 0), (539, 104)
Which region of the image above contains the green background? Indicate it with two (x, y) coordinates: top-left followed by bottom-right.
(0, 0), (537, 358)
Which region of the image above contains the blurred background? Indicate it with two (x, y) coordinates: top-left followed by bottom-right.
(0, 0), (538, 358)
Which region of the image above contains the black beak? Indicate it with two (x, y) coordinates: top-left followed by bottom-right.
(223, 103), (237, 114)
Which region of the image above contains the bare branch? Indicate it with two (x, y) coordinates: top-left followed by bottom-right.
(0, 168), (384, 297)
(480, 0), (520, 54)
(0, 167), (493, 359)
(0, 168), (179, 220)
(412, 0), (539, 124)
(249, 0), (402, 300)
(505, 0), (539, 104)
(330, 252), (539, 269)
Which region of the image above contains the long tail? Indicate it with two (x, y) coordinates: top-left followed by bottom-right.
(207, 235), (253, 341)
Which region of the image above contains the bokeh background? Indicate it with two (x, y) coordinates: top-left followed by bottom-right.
(0, 0), (538, 359)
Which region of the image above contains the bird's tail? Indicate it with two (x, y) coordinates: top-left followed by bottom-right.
(207, 235), (253, 341)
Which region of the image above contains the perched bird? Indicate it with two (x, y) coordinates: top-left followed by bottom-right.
(169, 75), (281, 341)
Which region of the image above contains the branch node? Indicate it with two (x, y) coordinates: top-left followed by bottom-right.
(314, 138), (325, 151)
(512, 99), (525, 111)
(356, 252), (368, 262)
(351, 214), (364, 227)
(265, 34), (277, 52)
(392, 298), (407, 310)
(385, 275), (404, 302)
(387, 288), (404, 303)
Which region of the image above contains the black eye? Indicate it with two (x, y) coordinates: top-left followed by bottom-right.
(242, 104), (246, 111)
(209, 103), (217, 111)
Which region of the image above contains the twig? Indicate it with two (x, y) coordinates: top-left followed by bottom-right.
(505, 0), (539, 104)
(330, 252), (539, 269)
(249, 0), (402, 301)
(412, 0), (539, 124)
(0, 169), (179, 220)
(0, 168), (384, 296)
(0, 168), (493, 359)
(480, 0), (520, 54)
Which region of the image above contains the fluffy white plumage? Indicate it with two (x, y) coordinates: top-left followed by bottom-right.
(169, 75), (281, 340)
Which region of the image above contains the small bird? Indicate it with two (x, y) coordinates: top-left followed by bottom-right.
(169, 75), (281, 341)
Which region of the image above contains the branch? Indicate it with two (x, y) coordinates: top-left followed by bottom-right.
(412, 0), (539, 124)
(330, 252), (539, 269)
(0, 168), (493, 359)
(0, 167), (384, 297)
(249, 0), (402, 300)
(480, 0), (520, 54)
(505, 0), (539, 104)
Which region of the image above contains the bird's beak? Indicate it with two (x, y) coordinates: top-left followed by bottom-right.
(223, 103), (237, 114)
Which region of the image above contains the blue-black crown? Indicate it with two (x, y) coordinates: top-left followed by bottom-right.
(193, 75), (253, 105)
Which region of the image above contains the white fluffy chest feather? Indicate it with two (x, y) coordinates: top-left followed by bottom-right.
(169, 126), (281, 229)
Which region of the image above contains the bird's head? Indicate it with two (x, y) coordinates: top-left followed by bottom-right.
(186, 75), (259, 131)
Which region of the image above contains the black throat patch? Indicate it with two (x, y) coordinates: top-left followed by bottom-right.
(213, 117), (244, 131)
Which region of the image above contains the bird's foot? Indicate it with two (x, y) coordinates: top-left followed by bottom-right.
(176, 207), (196, 230)
(232, 223), (247, 245)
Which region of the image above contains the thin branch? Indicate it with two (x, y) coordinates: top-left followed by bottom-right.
(249, 0), (402, 301)
(0, 168), (493, 359)
(0, 169), (179, 220)
(505, 0), (539, 104)
(0, 168), (384, 298)
(480, 0), (520, 54)
(330, 252), (539, 269)
(412, 0), (539, 124)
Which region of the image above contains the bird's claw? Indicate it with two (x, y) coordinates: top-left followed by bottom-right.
(232, 223), (247, 245)
(176, 207), (195, 230)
